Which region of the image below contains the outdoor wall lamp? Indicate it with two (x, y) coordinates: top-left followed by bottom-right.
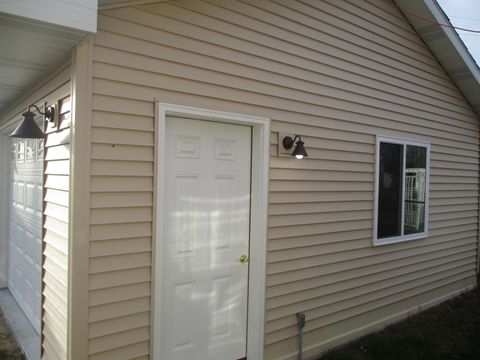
(282, 135), (308, 159)
(10, 104), (56, 138)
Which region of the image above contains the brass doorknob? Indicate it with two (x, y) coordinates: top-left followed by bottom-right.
(240, 254), (249, 263)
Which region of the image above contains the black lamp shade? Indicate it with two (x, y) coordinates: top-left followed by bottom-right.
(282, 135), (308, 159)
(10, 111), (45, 138)
(292, 139), (308, 159)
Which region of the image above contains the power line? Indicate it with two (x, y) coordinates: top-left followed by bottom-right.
(448, 15), (480, 22)
(385, 0), (480, 33)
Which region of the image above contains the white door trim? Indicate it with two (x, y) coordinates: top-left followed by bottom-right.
(153, 103), (269, 360)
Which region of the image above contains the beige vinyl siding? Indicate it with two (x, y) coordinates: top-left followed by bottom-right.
(88, 104), (153, 357)
(88, 0), (479, 359)
(43, 94), (71, 360)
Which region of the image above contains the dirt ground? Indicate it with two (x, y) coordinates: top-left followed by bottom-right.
(0, 310), (24, 360)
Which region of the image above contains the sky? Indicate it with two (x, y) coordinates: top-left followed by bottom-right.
(436, 0), (480, 66)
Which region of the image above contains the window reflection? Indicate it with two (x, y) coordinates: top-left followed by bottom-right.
(26, 139), (35, 162)
(404, 145), (427, 235)
(378, 142), (403, 238)
(377, 140), (429, 242)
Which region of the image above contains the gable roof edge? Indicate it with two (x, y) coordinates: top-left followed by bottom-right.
(98, 0), (168, 10)
(396, 0), (480, 117)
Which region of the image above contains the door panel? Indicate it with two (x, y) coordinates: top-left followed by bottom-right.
(160, 117), (251, 360)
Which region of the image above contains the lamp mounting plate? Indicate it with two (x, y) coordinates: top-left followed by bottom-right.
(45, 103), (58, 128)
(279, 133), (295, 157)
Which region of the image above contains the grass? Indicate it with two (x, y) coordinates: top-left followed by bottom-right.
(0, 311), (24, 360)
(319, 286), (480, 360)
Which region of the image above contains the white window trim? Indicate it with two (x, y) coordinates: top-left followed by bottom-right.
(373, 136), (431, 246)
(152, 103), (270, 360)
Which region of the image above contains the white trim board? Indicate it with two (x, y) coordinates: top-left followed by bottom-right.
(0, 122), (25, 289)
(0, 134), (10, 288)
(373, 135), (431, 246)
(152, 103), (270, 360)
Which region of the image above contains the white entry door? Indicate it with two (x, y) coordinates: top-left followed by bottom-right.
(8, 138), (43, 334)
(159, 117), (252, 360)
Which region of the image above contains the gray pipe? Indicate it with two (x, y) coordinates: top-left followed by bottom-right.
(296, 312), (306, 360)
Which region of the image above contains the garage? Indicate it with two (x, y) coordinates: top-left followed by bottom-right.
(6, 137), (43, 334)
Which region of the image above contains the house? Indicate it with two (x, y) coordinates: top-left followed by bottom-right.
(0, 0), (479, 359)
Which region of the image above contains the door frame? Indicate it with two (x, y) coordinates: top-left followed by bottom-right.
(153, 103), (269, 360)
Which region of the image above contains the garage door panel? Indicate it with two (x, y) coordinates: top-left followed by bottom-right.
(25, 182), (37, 212)
(16, 182), (25, 207)
(8, 138), (43, 334)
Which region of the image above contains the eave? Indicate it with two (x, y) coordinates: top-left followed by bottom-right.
(396, 0), (480, 117)
(0, 1), (97, 118)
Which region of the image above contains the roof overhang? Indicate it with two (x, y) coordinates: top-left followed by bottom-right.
(396, 0), (480, 117)
(0, 1), (98, 118)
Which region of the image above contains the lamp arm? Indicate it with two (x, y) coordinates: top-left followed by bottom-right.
(27, 104), (46, 116)
(27, 104), (55, 124)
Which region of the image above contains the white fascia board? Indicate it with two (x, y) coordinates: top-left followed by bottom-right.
(397, 0), (480, 116)
(0, 0), (98, 33)
(424, 0), (480, 87)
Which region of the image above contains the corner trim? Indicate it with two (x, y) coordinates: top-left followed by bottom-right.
(0, 135), (9, 288)
(68, 36), (94, 360)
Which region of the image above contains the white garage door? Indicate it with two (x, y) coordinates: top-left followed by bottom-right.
(8, 138), (43, 334)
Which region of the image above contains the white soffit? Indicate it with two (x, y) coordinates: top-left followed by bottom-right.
(0, 0), (98, 33)
(396, 0), (480, 116)
(0, 13), (87, 116)
(0, 0), (98, 118)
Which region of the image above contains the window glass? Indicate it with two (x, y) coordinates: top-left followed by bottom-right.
(36, 139), (44, 161)
(378, 142), (403, 239)
(10, 140), (17, 163)
(375, 138), (429, 245)
(17, 140), (25, 163)
(404, 145), (427, 235)
(26, 139), (35, 162)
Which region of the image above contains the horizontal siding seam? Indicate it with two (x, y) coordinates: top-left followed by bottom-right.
(201, 0), (447, 80)
(266, 255), (475, 308)
(95, 15), (467, 110)
(266, 249), (475, 298)
(92, 81), (479, 145)
(267, 269), (472, 338)
(267, 240), (477, 274)
(130, 4), (456, 94)
(87, 324), (150, 341)
(86, 340), (150, 358)
(267, 231), (477, 261)
(92, 61), (479, 139)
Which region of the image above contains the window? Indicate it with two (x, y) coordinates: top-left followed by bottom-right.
(374, 137), (430, 245)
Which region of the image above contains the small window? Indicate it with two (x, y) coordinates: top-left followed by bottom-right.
(374, 137), (430, 245)
(26, 139), (36, 162)
(10, 140), (17, 163)
(17, 140), (25, 163)
(36, 139), (44, 161)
